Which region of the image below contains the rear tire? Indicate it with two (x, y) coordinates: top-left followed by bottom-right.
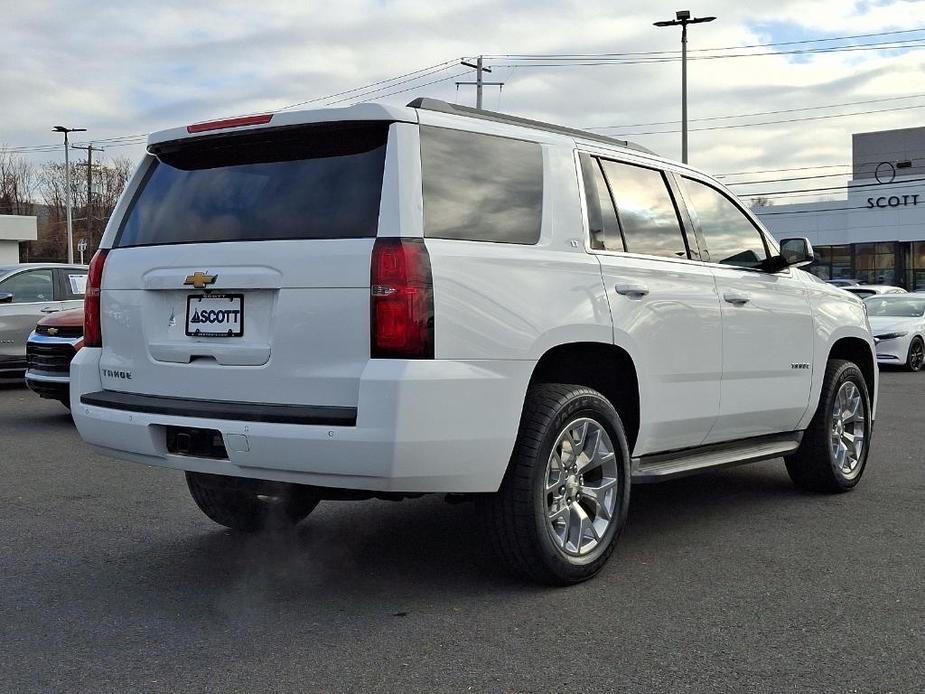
(905, 336), (924, 372)
(785, 359), (871, 493)
(480, 384), (631, 586)
(186, 472), (320, 532)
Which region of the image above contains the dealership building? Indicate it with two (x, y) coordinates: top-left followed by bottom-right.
(0, 214), (37, 264)
(757, 126), (925, 289)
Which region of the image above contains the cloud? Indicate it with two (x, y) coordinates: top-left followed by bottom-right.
(2, 0), (924, 198)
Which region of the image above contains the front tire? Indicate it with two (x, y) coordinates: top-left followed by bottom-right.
(785, 359), (872, 493)
(905, 336), (924, 372)
(481, 384), (631, 585)
(186, 472), (320, 532)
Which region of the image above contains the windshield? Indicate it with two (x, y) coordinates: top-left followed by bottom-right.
(116, 122), (389, 248)
(847, 289), (876, 298)
(865, 297), (925, 317)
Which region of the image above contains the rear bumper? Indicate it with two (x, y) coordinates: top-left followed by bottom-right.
(70, 348), (534, 493)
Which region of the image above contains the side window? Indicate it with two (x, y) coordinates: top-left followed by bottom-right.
(599, 159), (688, 259)
(421, 126), (543, 244)
(57, 269), (88, 300)
(679, 177), (768, 269)
(579, 154), (623, 251)
(0, 269), (54, 303)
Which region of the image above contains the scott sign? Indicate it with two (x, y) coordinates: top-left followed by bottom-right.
(866, 194), (920, 209)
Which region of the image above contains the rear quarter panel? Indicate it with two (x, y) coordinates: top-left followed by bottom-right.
(426, 139), (612, 361)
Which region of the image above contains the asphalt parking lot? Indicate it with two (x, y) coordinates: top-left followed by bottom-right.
(1, 373), (922, 694)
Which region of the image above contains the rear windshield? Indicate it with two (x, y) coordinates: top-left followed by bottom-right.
(116, 123), (389, 248)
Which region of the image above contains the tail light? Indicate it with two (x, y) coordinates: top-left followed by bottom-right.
(84, 249), (109, 348)
(370, 238), (434, 359)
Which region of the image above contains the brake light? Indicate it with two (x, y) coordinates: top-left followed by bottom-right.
(186, 113), (273, 134)
(84, 249), (108, 348)
(370, 238), (434, 359)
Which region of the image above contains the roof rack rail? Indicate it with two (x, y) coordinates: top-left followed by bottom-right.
(406, 98), (655, 155)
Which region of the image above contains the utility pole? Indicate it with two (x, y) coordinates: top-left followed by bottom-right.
(457, 56), (505, 109)
(72, 143), (104, 255)
(654, 10), (716, 164)
(52, 126), (87, 263)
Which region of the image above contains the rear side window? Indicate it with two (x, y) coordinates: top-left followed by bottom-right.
(116, 123), (389, 248)
(678, 177), (768, 269)
(56, 269), (87, 300)
(421, 126), (542, 244)
(599, 159), (688, 260)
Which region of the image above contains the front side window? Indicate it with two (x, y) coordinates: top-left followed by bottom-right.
(421, 126), (543, 244)
(579, 154), (622, 251)
(679, 177), (768, 269)
(0, 269), (54, 303)
(599, 159), (687, 259)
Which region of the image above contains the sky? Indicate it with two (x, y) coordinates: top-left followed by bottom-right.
(4, 0), (925, 204)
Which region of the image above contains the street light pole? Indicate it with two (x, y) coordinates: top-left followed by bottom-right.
(52, 125), (87, 263)
(654, 10), (716, 164)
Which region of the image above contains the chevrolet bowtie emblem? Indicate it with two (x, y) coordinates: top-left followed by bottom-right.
(184, 272), (217, 289)
(47, 327), (59, 336)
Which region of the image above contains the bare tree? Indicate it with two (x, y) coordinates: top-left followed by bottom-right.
(0, 149), (37, 216)
(9, 154), (134, 261)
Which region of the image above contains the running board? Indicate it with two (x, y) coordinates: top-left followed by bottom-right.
(631, 432), (803, 483)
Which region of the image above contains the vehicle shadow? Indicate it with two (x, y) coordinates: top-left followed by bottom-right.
(102, 462), (804, 610)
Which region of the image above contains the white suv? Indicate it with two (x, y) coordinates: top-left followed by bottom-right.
(71, 99), (877, 585)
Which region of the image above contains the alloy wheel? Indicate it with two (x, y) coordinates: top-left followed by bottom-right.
(910, 340), (924, 371)
(829, 381), (867, 479)
(544, 418), (619, 557)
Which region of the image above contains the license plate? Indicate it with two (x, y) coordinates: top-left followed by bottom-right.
(186, 294), (244, 337)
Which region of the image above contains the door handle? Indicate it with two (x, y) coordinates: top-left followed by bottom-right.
(723, 291), (751, 305)
(615, 283), (650, 298)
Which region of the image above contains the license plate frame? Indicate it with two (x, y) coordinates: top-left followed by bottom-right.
(185, 293), (244, 338)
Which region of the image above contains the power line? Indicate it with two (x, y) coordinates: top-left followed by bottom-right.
(756, 204), (869, 216)
(491, 38), (925, 67)
(725, 171), (854, 186)
(615, 102), (925, 136)
(0, 61), (466, 156)
(744, 174), (925, 198)
(279, 59), (460, 109)
(587, 93), (925, 131)
(487, 27), (925, 59)
(716, 164), (851, 177)
(491, 35), (925, 62)
(324, 64), (461, 105)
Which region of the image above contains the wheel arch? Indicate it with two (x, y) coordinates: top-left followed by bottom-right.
(528, 341), (640, 452)
(828, 336), (876, 407)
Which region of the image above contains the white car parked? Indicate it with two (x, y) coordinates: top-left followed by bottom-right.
(70, 99), (878, 584)
(866, 294), (925, 371)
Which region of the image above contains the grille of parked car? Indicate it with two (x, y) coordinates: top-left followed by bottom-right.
(35, 324), (83, 338)
(26, 342), (76, 374)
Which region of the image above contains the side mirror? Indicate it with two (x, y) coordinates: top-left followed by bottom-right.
(779, 237), (815, 268)
(0, 292), (12, 304)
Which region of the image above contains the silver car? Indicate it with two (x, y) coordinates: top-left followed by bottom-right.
(0, 263), (87, 378)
